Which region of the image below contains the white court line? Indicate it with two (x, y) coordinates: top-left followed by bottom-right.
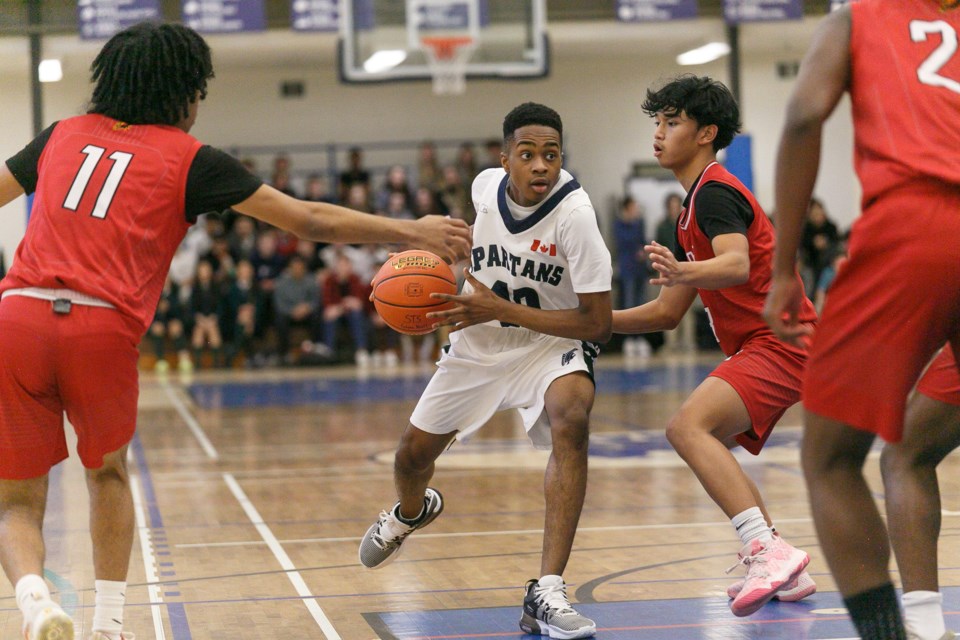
(175, 517), (817, 549)
(223, 473), (342, 640)
(131, 476), (167, 640)
(161, 381), (219, 460)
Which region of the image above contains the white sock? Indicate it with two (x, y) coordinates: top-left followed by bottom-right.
(16, 574), (52, 616)
(731, 507), (773, 546)
(902, 590), (946, 640)
(538, 574), (564, 588)
(93, 580), (127, 637)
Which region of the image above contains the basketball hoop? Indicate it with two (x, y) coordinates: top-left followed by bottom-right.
(420, 35), (475, 95)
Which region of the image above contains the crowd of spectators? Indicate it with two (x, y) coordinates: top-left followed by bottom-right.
(150, 140), (496, 371)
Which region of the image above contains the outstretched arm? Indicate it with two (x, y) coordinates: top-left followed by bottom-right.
(612, 281), (698, 334)
(647, 234), (750, 290)
(232, 184), (472, 264)
(428, 268), (612, 343)
(764, 6), (850, 344)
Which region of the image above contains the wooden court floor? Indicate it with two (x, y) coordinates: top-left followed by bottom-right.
(2, 350), (959, 639)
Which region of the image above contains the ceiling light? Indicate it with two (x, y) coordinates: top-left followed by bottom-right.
(363, 50), (407, 74)
(676, 42), (731, 66)
(38, 59), (63, 83)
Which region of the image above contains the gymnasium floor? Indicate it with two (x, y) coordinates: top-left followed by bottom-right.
(2, 350), (958, 639)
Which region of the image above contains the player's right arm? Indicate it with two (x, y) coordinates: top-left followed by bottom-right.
(765, 6), (849, 344)
(612, 282), (698, 334)
(232, 185), (471, 265)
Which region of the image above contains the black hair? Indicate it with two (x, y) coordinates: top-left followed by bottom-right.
(88, 22), (213, 126)
(642, 75), (741, 151)
(502, 102), (563, 143)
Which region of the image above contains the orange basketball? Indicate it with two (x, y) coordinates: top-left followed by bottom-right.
(372, 250), (458, 335)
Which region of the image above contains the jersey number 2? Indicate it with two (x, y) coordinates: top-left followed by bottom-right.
(911, 20), (960, 95)
(63, 144), (134, 219)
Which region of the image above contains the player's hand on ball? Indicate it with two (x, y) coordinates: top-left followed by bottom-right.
(427, 268), (503, 331)
(413, 216), (472, 264)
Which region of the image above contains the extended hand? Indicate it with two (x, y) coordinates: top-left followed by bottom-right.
(426, 268), (504, 331)
(646, 241), (685, 286)
(413, 216), (472, 264)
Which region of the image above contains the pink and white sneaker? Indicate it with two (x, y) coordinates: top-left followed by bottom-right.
(727, 535), (809, 617)
(727, 569), (817, 602)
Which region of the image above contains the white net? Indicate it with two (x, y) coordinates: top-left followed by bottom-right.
(421, 37), (475, 95)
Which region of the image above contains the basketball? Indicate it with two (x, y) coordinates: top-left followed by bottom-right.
(372, 250), (458, 335)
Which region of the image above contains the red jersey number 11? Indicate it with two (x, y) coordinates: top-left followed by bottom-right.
(62, 144), (134, 220)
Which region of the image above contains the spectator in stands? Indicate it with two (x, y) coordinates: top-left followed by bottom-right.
(203, 232), (235, 283)
(339, 146), (371, 203)
(323, 252), (370, 365)
(456, 141), (479, 186)
(227, 215), (258, 262)
(251, 230), (286, 294)
(383, 191), (415, 221)
(375, 164), (414, 212)
(413, 185), (448, 219)
(223, 259), (262, 368)
(800, 197), (841, 300)
(479, 138), (503, 170)
(304, 173), (336, 204)
(295, 238), (326, 273)
(417, 140), (443, 193)
(655, 192), (683, 252)
(188, 259), (225, 368)
(272, 255), (322, 365)
(614, 196), (651, 359)
(345, 182), (373, 214)
(149, 277), (191, 373)
(813, 242), (847, 315)
(271, 171), (298, 198)
(439, 164), (473, 223)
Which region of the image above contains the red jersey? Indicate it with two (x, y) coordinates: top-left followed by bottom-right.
(1, 114), (202, 332)
(677, 162), (816, 356)
(850, 0), (960, 203)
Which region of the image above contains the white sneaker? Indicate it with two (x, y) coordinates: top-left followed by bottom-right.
(519, 576), (596, 639)
(907, 632), (956, 640)
(358, 488), (444, 569)
(23, 601), (74, 640)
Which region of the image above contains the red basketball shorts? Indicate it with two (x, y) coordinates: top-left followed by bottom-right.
(710, 336), (806, 455)
(0, 295), (142, 479)
(917, 344), (960, 407)
(803, 182), (960, 442)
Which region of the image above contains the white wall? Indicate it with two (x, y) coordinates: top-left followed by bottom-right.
(0, 19), (861, 262)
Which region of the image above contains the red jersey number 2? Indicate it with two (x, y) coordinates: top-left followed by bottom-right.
(62, 144), (134, 219)
(911, 20), (960, 95)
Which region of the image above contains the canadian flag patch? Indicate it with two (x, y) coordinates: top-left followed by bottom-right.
(530, 239), (557, 256)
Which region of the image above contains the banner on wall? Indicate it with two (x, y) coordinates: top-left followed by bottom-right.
(616, 0), (698, 22)
(722, 0), (802, 23)
(181, 0), (266, 34)
(291, 0), (339, 32)
(77, 0), (161, 40)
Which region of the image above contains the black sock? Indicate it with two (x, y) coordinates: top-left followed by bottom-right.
(844, 583), (906, 640)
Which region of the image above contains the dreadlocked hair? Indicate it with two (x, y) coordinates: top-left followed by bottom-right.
(642, 74), (742, 152)
(88, 22), (213, 126)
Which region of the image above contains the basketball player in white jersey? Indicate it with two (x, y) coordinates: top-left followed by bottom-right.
(359, 102), (611, 639)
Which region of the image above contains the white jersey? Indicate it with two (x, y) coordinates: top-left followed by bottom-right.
(466, 168), (612, 329)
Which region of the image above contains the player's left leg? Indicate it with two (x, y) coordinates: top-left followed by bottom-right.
(803, 411), (906, 640)
(666, 376), (809, 616)
(518, 371), (596, 639)
(883, 392), (960, 640)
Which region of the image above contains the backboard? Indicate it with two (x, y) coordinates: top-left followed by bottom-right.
(338, 0), (548, 91)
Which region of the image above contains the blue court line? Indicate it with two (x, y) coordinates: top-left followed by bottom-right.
(130, 433), (193, 640)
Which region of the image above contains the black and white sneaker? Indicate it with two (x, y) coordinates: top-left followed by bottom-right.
(358, 488), (444, 569)
(519, 575), (596, 639)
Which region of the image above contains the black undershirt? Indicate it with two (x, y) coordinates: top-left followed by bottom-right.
(673, 173), (755, 263)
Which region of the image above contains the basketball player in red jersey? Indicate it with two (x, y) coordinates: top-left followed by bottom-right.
(764, 1), (960, 638)
(612, 75), (817, 617)
(0, 23), (470, 640)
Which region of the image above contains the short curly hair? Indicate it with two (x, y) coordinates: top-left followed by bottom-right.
(502, 102), (563, 143)
(88, 22), (214, 126)
(642, 75), (742, 151)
